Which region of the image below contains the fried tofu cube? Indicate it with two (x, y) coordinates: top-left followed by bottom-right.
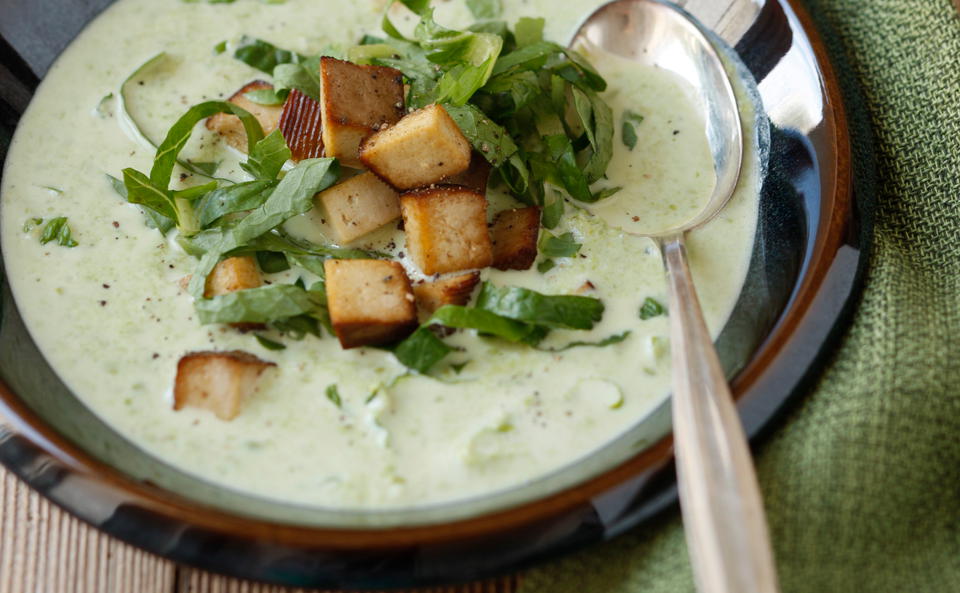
(400, 186), (494, 275)
(206, 81), (283, 152)
(324, 259), (418, 349)
(319, 57), (405, 168)
(360, 104), (472, 190)
(278, 89), (324, 162)
(174, 351), (276, 421)
(491, 207), (541, 271)
(204, 256), (263, 298)
(414, 272), (481, 317)
(442, 153), (492, 194)
(316, 172), (401, 243)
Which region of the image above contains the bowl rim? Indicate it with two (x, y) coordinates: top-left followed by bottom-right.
(0, 0), (865, 582)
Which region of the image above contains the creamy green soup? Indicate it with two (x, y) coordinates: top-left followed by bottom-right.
(0, 0), (758, 509)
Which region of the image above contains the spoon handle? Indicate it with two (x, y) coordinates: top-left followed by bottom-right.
(659, 234), (780, 593)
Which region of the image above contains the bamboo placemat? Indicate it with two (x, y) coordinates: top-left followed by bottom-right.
(0, 428), (521, 593)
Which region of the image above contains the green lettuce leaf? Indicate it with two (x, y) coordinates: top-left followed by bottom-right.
(475, 282), (604, 330)
(195, 284), (322, 324)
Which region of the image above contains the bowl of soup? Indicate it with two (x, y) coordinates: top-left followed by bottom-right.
(0, 0), (864, 587)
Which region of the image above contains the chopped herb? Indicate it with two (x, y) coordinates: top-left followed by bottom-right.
(389, 282), (606, 372)
(122, 100), (265, 236)
(370, 6), (613, 210)
(186, 157), (340, 297)
(213, 40), (228, 55)
(537, 331), (631, 352)
(195, 284), (323, 325)
(430, 305), (547, 344)
(244, 88), (285, 105)
(38, 217), (78, 248)
(621, 110), (644, 150)
(255, 334), (287, 350)
(450, 361), (470, 374)
(443, 103), (518, 167)
(537, 259), (556, 274)
(359, 34), (386, 46)
(233, 36), (306, 74)
(593, 186), (622, 201)
(622, 120), (638, 150)
(240, 129), (292, 180)
(639, 297), (667, 320)
(273, 314), (323, 340)
(194, 179), (277, 228)
(541, 192), (564, 230)
(38, 185), (63, 195)
(23, 217), (43, 232)
(255, 250), (290, 274)
(325, 384), (343, 408)
(538, 231), (581, 258)
(476, 282), (603, 330)
(392, 326), (454, 374)
(272, 56), (323, 101)
(106, 173), (174, 232)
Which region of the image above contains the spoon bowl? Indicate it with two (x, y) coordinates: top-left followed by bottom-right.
(572, 3), (780, 593)
(573, 0), (743, 236)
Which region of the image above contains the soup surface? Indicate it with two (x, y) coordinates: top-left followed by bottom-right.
(0, 0), (759, 509)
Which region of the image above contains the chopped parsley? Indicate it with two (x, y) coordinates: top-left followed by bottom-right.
(639, 297), (667, 320)
(621, 110), (645, 151)
(255, 335), (287, 351)
(37, 217), (78, 248)
(538, 231), (581, 258)
(325, 384), (343, 408)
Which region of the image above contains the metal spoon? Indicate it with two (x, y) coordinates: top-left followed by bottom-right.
(571, 2), (780, 593)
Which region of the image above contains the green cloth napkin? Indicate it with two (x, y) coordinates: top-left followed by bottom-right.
(520, 1), (960, 592)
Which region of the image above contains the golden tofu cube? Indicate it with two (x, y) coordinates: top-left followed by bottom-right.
(491, 207), (541, 271)
(324, 259), (418, 349)
(360, 104), (471, 190)
(400, 186), (493, 275)
(279, 89), (324, 162)
(317, 172), (401, 243)
(319, 57), (405, 168)
(206, 81), (283, 152)
(173, 351), (276, 421)
(204, 256), (263, 298)
(414, 272), (481, 317)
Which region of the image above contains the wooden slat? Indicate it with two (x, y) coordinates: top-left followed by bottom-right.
(177, 568), (522, 593)
(0, 462), (522, 593)
(0, 467), (176, 593)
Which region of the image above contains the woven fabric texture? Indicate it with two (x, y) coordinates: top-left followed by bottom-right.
(519, 1), (960, 592)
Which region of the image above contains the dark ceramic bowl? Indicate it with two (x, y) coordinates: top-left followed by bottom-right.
(0, 0), (870, 588)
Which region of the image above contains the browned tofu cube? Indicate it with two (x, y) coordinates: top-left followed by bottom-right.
(491, 207), (541, 271)
(316, 172), (401, 243)
(442, 153), (492, 194)
(204, 256), (263, 298)
(400, 186), (494, 275)
(173, 351), (276, 421)
(319, 57), (405, 168)
(360, 104), (471, 190)
(206, 81), (283, 152)
(414, 272), (481, 317)
(278, 89), (324, 162)
(324, 259), (418, 349)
